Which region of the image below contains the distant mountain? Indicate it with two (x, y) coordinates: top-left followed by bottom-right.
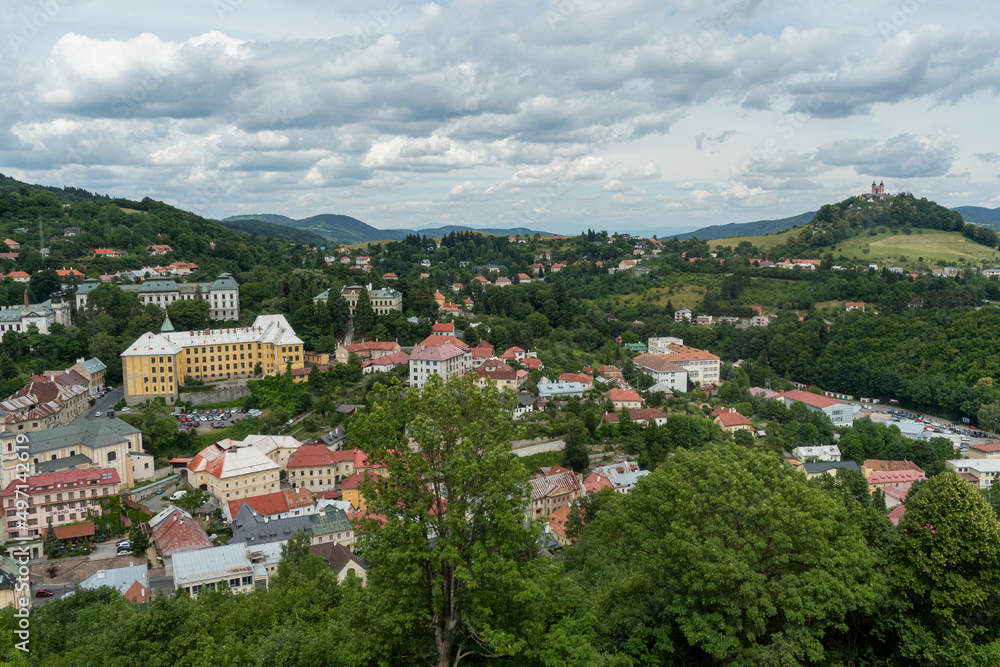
(669, 211), (817, 241)
(224, 212), (551, 244)
(952, 206), (1000, 227)
(216, 217), (328, 245)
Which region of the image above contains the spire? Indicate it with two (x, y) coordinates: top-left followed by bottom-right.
(160, 314), (176, 334)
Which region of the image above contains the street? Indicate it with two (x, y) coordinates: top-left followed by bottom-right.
(84, 385), (124, 418)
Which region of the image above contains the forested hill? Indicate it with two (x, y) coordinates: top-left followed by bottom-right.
(669, 211), (816, 241)
(746, 193), (998, 260)
(215, 216), (328, 246)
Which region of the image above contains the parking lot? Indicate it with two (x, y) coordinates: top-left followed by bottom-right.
(173, 407), (261, 434)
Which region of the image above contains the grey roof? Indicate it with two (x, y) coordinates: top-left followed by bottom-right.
(313, 289), (330, 301)
(320, 426), (346, 446)
(229, 503), (312, 546)
(309, 508), (352, 536)
(35, 453), (92, 473)
(135, 278), (179, 292)
(537, 382), (585, 398)
(79, 357), (107, 374)
(76, 279), (102, 295)
(19, 416), (140, 456)
(79, 564), (147, 596)
(172, 543), (254, 587)
(211, 273), (239, 291)
(802, 461), (861, 474)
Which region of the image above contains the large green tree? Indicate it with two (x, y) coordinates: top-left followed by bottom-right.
(353, 289), (376, 337)
(351, 374), (536, 667)
(573, 445), (881, 664)
(167, 299), (210, 331)
(888, 472), (1000, 662)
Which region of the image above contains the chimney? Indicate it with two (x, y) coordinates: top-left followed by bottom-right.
(23, 291), (28, 308)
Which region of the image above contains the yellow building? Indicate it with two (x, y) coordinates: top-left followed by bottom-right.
(186, 439), (281, 503)
(121, 314), (304, 405)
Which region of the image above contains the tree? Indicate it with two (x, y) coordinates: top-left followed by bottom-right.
(44, 525), (59, 555)
(167, 299), (210, 331)
(563, 419), (590, 473)
(326, 293), (351, 336)
(978, 401), (1000, 436)
(888, 472), (1000, 661)
(129, 524), (150, 556)
(353, 289), (376, 337)
(573, 445), (880, 664)
(174, 489), (210, 515)
(28, 268), (61, 303)
(351, 374), (536, 667)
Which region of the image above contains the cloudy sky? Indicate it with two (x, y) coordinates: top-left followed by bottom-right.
(2, 0), (998, 236)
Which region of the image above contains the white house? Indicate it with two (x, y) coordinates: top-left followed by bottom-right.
(632, 354), (688, 393)
(791, 445), (841, 462)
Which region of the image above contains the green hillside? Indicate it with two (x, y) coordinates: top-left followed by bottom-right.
(672, 211), (816, 241)
(218, 216), (328, 246)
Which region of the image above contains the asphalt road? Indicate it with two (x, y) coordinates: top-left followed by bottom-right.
(32, 575), (175, 605)
(84, 385), (124, 418)
(514, 440), (565, 457)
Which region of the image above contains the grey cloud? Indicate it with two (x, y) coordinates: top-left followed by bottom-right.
(815, 133), (957, 178)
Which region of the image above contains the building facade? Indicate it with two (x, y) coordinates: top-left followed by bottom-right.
(186, 440), (281, 503)
(76, 274), (240, 321)
(0, 295), (71, 334)
(121, 314), (303, 405)
(315, 285), (403, 317)
(0, 468), (121, 544)
(408, 342), (470, 389)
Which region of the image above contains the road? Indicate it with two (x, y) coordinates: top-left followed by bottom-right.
(84, 385), (124, 418)
(513, 440), (564, 457)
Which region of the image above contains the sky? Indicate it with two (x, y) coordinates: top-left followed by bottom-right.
(2, 0), (999, 237)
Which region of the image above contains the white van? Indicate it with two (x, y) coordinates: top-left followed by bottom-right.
(169, 490), (187, 501)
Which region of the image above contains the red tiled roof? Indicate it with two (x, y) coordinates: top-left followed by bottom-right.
(969, 442), (1000, 453)
(431, 322), (455, 332)
(225, 487), (314, 519)
(864, 459), (924, 472)
(629, 408), (667, 423)
(887, 504), (907, 526)
(0, 467), (120, 497)
(584, 472), (613, 493)
(418, 335), (467, 350)
(609, 388), (642, 403)
(152, 510), (213, 557)
(714, 408), (752, 427)
(781, 389), (848, 409)
(868, 469), (926, 485)
(287, 443), (339, 468)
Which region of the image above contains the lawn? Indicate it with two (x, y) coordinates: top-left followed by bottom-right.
(618, 275), (718, 310)
(832, 230), (1000, 268)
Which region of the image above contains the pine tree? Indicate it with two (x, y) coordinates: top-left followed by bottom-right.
(354, 289), (376, 337)
(44, 525), (59, 555)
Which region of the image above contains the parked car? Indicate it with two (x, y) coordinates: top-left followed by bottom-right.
(35, 589), (54, 598)
(156, 488), (166, 495)
(94, 411), (103, 417)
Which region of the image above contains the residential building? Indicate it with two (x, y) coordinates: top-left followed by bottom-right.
(121, 314), (303, 405)
(791, 445), (841, 462)
(712, 407), (753, 432)
(172, 543), (264, 597)
(800, 461), (861, 481)
(945, 459), (1000, 488)
(310, 542), (368, 584)
(967, 442), (1000, 459)
(598, 365), (622, 379)
(223, 487), (316, 523)
(674, 309), (692, 322)
(229, 503), (312, 547)
(186, 439), (281, 503)
(93, 248), (122, 257)
(780, 389), (856, 427)
(70, 357), (108, 395)
(865, 468), (926, 491)
(0, 416), (152, 490)
(591, 461), (650, 493)
(645, 342), (720, 385)
(308, 507), (355, 548)
(78, 565), (149, 603)
(609, 388), (643, 410)
(0, 378), (90, 433)
(341, 471), (379, 510)
(557, 372), (593, 390)
(334, 340), (401, 364)
(431, 322), (455, 336)
(529, 466), (585, 517)
(361, 350), (410, 374)
(0, 295), (72, 334)
(0, 468), (120, 544)
(76, 274), (240, 320)
(627, 407), (668, 427)
(408, 342), (470, 389)
(286, 444), (343, 493)
(632, 354), (688, 393)
(145, 245), (173, 255)
(239, 434), (304, 469)
(151, 508), (215, 557)
(325, 285), (403, 317)
(647, 337), (685, 355)
(474, 360), (520, 392)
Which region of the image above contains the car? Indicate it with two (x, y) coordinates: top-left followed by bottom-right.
(156, 488), (166, 495)
(285, 419), (295, 427)
(121, 407), (130, 413)
(117, 539), (130, 548)
(35, 589), (54, 597)
(94, 411), (103, 417)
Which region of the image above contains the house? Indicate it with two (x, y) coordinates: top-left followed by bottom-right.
(172, 543), (263, 597)
(529, 466), (585, 517)
(474, 360), (520, 391)
(598, 365), (622, 379)
(845, 302), (865, 311)
(750, 315), (770, 327)
(56, 268), (85, 280)
(520, 357), (543, 370)
(495, 277), (512, 287)
(229, 502), (313, 547)
(334, 340), (401, 364)
(79, 564), (149, 603)
(3, 239), (19, 251)
(320, 426), (346, 449)
(341, 471), (380, 510)
(93, 248), (122, 257)
(513, 394), (535, 420)
(382, 272), (397, 282)
(517, 273), (531, 284)
(310, 542), (368, 584)
(800, 461), (861, 481)
(0, 468), (121, 545)
(609, 388), (643, 410)
(361, 350), (410, 374)
(545, 503), (574, 547)
(286, 444), (348, 493)
(967, 442), (1000, 459)
(643, 342), (720, 385)
(583, 472), (614, 494)
(308, 507), (356, 549)
(558, 372), (593, 390)
(186, 439), (281, 503)
(632, 354), (688, 393)
(409, 342), (470, 389)
(590, 461), (649, 493)
(6, 270), (29, 283)
(627, 408), (668, 427)
(151, 508), (215, 557)
(674, 308), (692, 322)
(945, 459), (1000, 488)
(865, 468), (926, 492)
(749, 386), (781, 399)
(780, 389), (856, 427)
(712, 407), (753, 432)
(0, 377), (90, 433)
(431, 322), (455, 336)
(63, 227), (82, 237)
(791, 445), (841, 462)
(145, 245), (173, 255)
(451, 282), (463, 293)
(223, 487), (316, 522)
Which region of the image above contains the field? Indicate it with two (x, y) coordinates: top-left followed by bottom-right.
(832, 230), (999, 267)
(617, 276), (716, 309)
(710, 227), (802, 252)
